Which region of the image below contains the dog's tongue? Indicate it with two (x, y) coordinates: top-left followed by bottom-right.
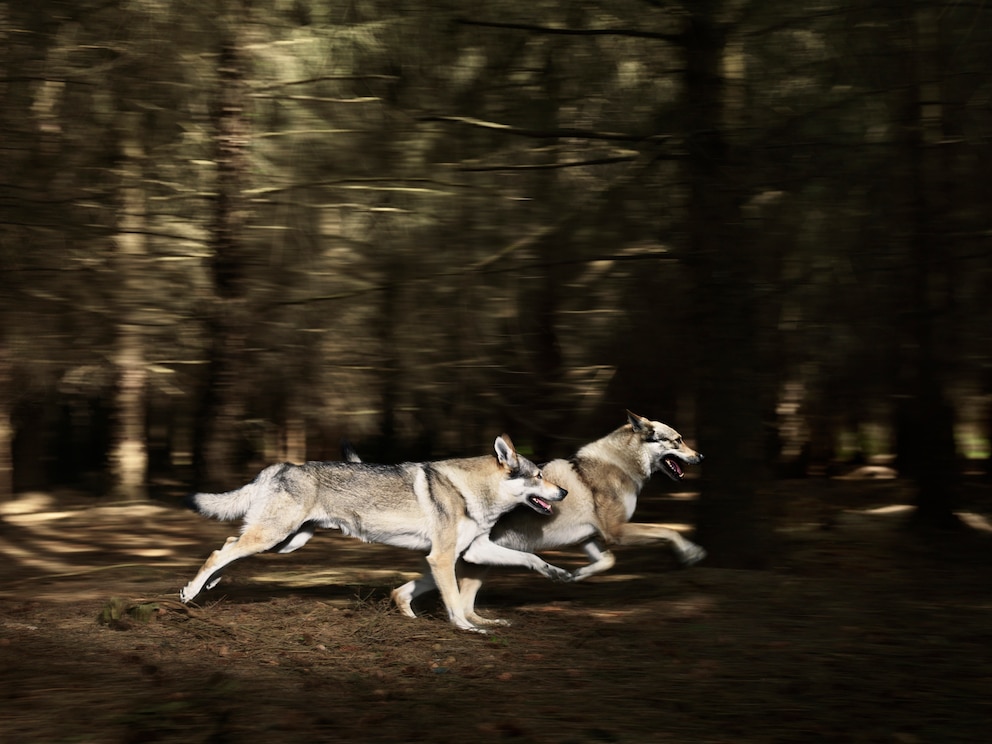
(532, 496), (552, 513)
(666, 457), (684, 477)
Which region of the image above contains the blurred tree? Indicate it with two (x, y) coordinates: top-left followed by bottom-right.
(0, 0), (989, 517)
(682, 2), (768, 567)
(194, 10), (252, 490)
(110, 112), (149, 501)
(0, 342), (10, 497)
(895, 1), (961, 528)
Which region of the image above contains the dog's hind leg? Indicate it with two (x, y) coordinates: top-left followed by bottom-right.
(390, 559), (437, 619)
(570, 540), (617, 582)
(180, 522), (295, 603)
(610, 523), (707, 566)
(273, 524), (316, 554)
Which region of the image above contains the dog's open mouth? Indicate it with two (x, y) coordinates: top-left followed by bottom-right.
(663, 456), (685, 480)
(527, 495), (554, 515)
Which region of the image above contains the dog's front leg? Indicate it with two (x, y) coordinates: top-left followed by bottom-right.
(458, 537), (573, 626)
(389, 561), (501, 627)
(461, 536), (573, 582)
(426, 545), (486, 633)
(454, 560), (505, 627)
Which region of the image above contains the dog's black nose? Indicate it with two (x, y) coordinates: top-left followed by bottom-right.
(697, 453), (705, 462)
(559, 488), (568, 499)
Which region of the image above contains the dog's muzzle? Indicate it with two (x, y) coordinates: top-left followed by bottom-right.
(662, 454), (701, 480)
(527, 487), (567, 515)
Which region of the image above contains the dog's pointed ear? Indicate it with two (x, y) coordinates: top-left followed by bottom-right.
(494, 434), (519, 471)
(626, 410), (648, 431)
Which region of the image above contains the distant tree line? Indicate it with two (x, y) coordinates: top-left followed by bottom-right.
(2, 0), (990, 564)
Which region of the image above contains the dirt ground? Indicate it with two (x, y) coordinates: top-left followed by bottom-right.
(1, 479), (990, 744)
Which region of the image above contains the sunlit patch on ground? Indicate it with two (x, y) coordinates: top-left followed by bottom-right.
(251, 568), (417, 588)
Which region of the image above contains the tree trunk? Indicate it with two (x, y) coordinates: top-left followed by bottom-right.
(518, 45), (565, 456)
(683, 6), (768, 567)
(0, 342), (11, 498)
(194, 27), (251, 490)
(109, 113), (148, 501)
(903, 2), (960, 529)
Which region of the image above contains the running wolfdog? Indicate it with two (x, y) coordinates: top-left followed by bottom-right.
(180, 435), (570, 632)
(389, 412), (705, 626)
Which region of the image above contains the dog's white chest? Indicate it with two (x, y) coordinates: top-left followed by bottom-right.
(622, 489), (638, 520)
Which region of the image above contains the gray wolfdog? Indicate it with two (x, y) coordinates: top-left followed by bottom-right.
(383, 411), (705, 627)
(180, 435), (570, 632)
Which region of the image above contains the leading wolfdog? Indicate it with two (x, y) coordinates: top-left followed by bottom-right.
(389, 412), (705, 626)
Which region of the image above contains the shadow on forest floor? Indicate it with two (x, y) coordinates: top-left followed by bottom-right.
(1, 478), (990, 743)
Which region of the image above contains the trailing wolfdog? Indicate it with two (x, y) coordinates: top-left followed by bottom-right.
(180, 435), (570, 632)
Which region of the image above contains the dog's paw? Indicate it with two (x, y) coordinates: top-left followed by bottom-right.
(542, 565), (574, 583)
(679, 543), (707, 567)
(450, 615), (489, 633)
(469, 614), (511, 628)
(393, 601), (418, 620)
(569, 567), (593, 582)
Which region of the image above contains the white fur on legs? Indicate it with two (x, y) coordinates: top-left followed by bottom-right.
(426, 544), (486, 633)
(390, 560), (438, 619)
(570, 540), (617, 582)
(461, 535), (572, 582)
(275, 525), (316, 554)
(611, 522), (707, 568)
(459, 536), (572, 627)
(457, 564), (509, 627)
(180, 526), (286, 603)
(677, 541), (707, 566)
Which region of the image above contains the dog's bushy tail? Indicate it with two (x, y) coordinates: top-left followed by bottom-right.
(186, 463), (287, 521)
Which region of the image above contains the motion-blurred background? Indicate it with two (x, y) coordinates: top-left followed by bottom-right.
(2, 1), (990, 565)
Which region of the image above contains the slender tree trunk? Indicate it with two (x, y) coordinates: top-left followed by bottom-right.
(194, 27), (250, 490)
(519, 46), (565, 455)
(377, 277), (401, 461)
(110, 113), (148, 501)
(683, 6), (768, 566)
(0, 340), (11, 498)
(902, 2), (960, 528)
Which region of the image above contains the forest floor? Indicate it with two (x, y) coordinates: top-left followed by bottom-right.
(1, 477), (990, 743)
